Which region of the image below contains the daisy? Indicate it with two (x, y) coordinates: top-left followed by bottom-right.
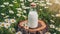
(23, 10), (26, 13)
(45, 32), (51, 34)
(55, 14), (60, 17)
(10, 19), (16, 23)
(3, 2), (9, 5)
(9, 10), (14, 14)
(17, 11), (22, 14)
(16, 31), (22, 34)
(16, 14), (21, 17)
(0, 5), (5, 7)
(50, 24), (55, 28)
(16, 8), (22, 11)
(5, 19), (10, 23)
(4, 23), (11, 29)
(1, 13), (5, 16)
(28, 0), (33, 2)
(9, 4), (13, 7)
(9, 28), (15, 32)
(1, 22), (5, 27)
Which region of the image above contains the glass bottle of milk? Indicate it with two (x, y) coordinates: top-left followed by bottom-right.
(28, 7), (38, 28)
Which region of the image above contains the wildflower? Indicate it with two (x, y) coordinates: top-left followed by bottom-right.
(23, 10), (26, 13)
(50, 24), (55, 28)
(9, 28), (15, 32)
(10, 19), (16, 23)
(22, 15), (27, 19)
(44, 6), (49, 8)
(22, 6), (26, 9)
(12, 1), (17, 3)
(55, 14), (60, 17)
(28, 0), (33, 2)
(4, 15), (9, 18)
(40, 4), (46, 6)
(21, 3), (24, 6)
(16, 31), (22, 34)
(53, 33), (56, 34)
(45, 32), (51, 34)
(46, 2), (52, 6)
(1, 13), (5, 16)
(50, 20), (55, 23)
(0, 5), (5, 7)
(16, 14), (21, 17)
(51, 15), (55, 17)
(5, 19), (10, 23)
(9, 10), (14, 14)
(1, 22), (5, 27)
(16, 8), (22, 11)
(4, 23), (10, 29)
(17, 11), (22, 14)
(3, 2), (9, 5)
(9, 4), (13, 6)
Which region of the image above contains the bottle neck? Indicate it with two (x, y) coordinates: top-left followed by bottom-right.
(30, 8), (36, 11)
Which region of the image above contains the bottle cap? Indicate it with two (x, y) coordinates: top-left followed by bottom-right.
(30, 2), (36, 8)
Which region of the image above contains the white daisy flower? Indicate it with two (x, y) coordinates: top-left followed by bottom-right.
(56, 28), (60, 32)
(25, 7), (30, 9)
(55, 27), (59, 30)
(0, 5), (5, 7)
(55, 27), (60, 31)
(40, 9), (42, 10)
(10, 19), (16, 23)
(3, 2), (9, 5)
(17, 11), (22, 14)
(4, 15), (9, 18)
(55, 14), (60, 17)
(50, 20), (55, 23)
(9, 4), (13, 6)
(16, 14), (21, 17)
(4, 23), (11, 29)
(22, 15), (27, 19)
(9, 28), (15, 32)
(9, 10), (14, 14)
(51, 15), (55, 17)
(28, 0), (33, 2)
(23, 10), (26, 13)
(5, 19), (10, 23)
(46, 2), (52, 6)
(12, 1), (17, 3)
(45, 32), (51, 34)
(22, 6), (26, 9)
(53, 33), (56, 34)
(39, 4), (46, 6)
(1, 13), (5, 16)
(16, 8), (22, 11)
(21, 3), (24, 6)
(44, 6), (49, 8)
(1, 22), (5, 27)
(50, 24), (55, 28)
(16, 31), (22, 34)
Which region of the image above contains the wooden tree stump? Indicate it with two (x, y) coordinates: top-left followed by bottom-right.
(18, 20), (46, 34)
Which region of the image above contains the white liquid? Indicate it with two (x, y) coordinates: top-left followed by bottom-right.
(28, 10), (38, 28)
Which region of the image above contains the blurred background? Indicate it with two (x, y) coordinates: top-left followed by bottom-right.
(0, 0), (60, 34)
